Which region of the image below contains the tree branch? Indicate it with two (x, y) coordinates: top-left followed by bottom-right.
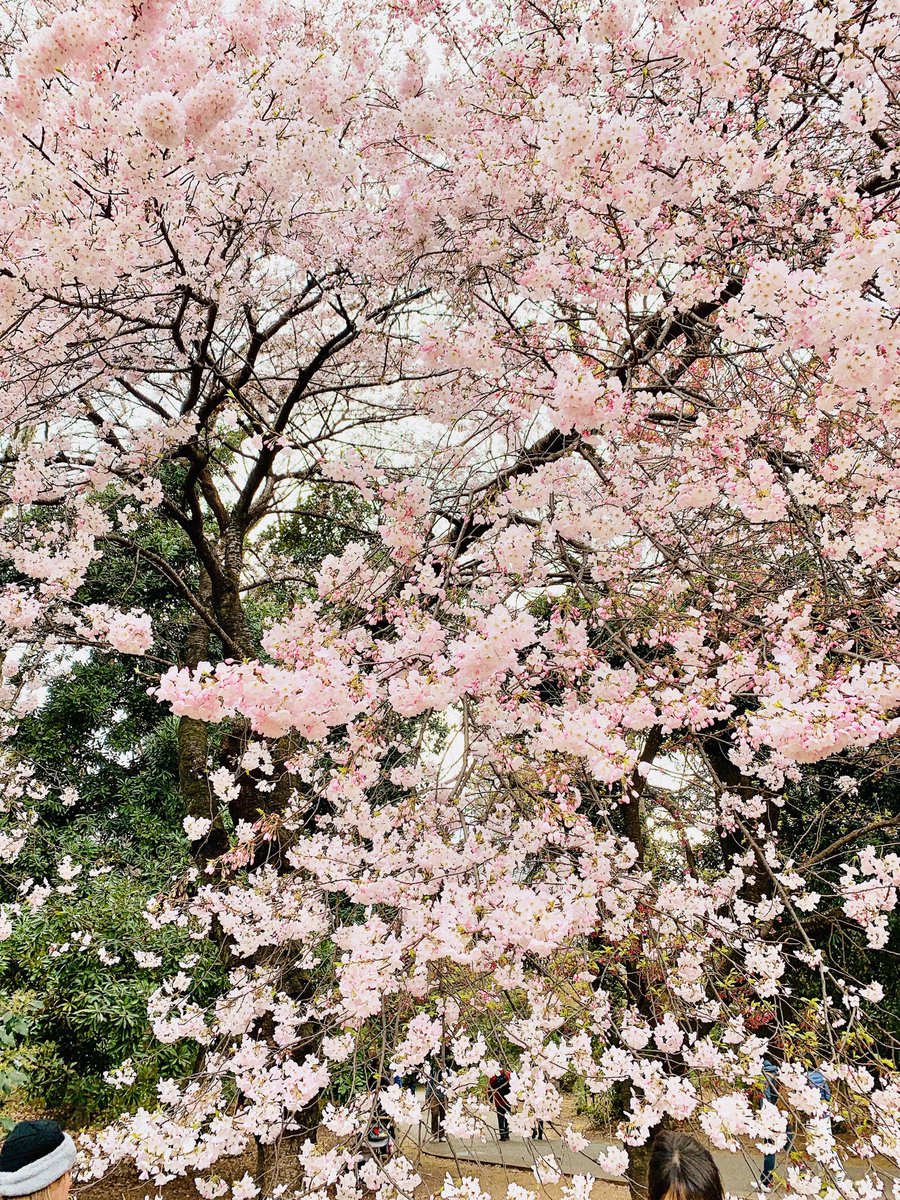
(104, 534), (243, 657)
(801, 814), (900, 870)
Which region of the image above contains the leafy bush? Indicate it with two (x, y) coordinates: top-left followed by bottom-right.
(0, 646), (222, 1123)
(0, 997), (41, 1129)
(0, 870), (221, 1122)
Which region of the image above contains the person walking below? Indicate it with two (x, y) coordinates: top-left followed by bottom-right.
(531, 1120), (545, 1140)
(426, 1059), (446, 1141)
(648, 1130), (723, 1200)
(759, 1054), (794, 1191)
(0, 1120), (76, 1200)
(805, 1067), (847, 1189)
(489, 1069), (512, 1142)
(376, 1072), (397, 1141)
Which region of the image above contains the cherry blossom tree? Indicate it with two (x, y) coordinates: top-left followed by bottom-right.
(0, 0), (899, 1197)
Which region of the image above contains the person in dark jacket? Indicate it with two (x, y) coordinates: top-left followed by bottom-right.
(376, 1073), (397, 1140)
(426, 1059), (447, 1140)
(489, 1069), (512, 1142)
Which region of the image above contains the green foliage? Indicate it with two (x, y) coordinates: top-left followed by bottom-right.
(270, 484), (375, 576)
(570, 1076), (621, 1130)
(0, 519), (209, 1122)
(0, 483), (430, 1126)
(0, 654), (221, 1121)
(260, 484), (376, 619)
(0, 998), (41, 1129)
(10, 662), (185, 874)
(0, 877), (216, 1121)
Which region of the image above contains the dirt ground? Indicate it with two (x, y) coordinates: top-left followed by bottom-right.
(72, 1145), (624, 1200)
(68, 1093), (621, 1200)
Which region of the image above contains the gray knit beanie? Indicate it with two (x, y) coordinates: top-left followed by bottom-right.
(0, 1122), (75, 1196)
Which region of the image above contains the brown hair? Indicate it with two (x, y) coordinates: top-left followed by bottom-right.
(648, 1132), (723, 1200)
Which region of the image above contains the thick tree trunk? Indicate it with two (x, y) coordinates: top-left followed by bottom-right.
(622, 726), (663, 867)
(627, 1138), (653, 1200)
(177, 572), (230, 863)
(197, 535), (325, 1194)
(216, 526), (256, 659)
(627, 1117), (669, 1200)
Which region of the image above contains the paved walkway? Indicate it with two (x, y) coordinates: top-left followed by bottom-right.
(398, 1120), (896, 1198)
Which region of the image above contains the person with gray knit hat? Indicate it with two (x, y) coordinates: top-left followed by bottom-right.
(0, 1121), (75, 1200)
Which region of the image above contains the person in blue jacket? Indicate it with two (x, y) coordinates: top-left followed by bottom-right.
(759, 1055), (794, 1190)
(759, 1057), (838, 1191)
(805, 1068), (847, 1187)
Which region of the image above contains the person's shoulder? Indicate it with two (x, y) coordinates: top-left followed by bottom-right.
(807, 1069), (830, 1096)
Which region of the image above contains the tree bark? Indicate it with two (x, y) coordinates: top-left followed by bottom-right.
(622, 726), (663, 867)
(179, 521), (324, 1193)
(177, 571), (230, 864)
(625, 1097), (670, 1200)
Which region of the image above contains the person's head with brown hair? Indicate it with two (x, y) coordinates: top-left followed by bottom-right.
(0, 1122), (75, 1200)
(648, 1132), (723, 1200)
